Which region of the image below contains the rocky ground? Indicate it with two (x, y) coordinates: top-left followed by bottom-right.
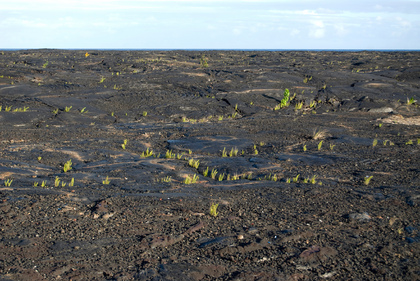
(0, 50), (419, 280)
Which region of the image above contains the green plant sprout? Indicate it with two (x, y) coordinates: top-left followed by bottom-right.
(203, 167), (209, 177)
(176, 153), (184, 160)
(200, 54), (209, 68)
(295, 102), (303, 110)
(99, 76), (106, 83)
(378, 123), (383, 128)
(330, 144), (336, 150)
(52, 108), (59, 114)
(5, 106), (12, 112)
(165, 150), (176, 159)
(318, 140), (323, 151)
(141, 148), (154, 157)
(64, 106), (72, 112)
(218, 173), (225, 181)
(80, 107), (87, 113)
(188, 158), (200, 169)
(247, 173), (253, 180)
(55, 177), (60, 187)
(406, 140), (413, 145)
(229, 147), (238, 157)
(372, 139), (378, 147)
(364, 176), (373, 186)
(142, 111), (147, 117)
(407, 97), (417, 105)
(310, 175), (317, 184)
(211, 168), (218, 179)
(158, 176), (172, 183)
(218, 115), (223, 121)
(33, 182), (39, 187)
(38, 156), (42, 162)
(293, 174), (300, 183)
(4, 179), (13, 187)
(42, 61), (49, 68)
(309, 100), (317, 108)
(303, 145), (307, 152)
(121, 139), (128, 149)
(417, 139), (420, 145)
(270, 174), (278, 182)
(274, 88), (290, 110)
(13, 106), (30, 112)
(41, 181), (46, 187)
(63, 159), (72, 173)
(184, 174), (199, 184)
(222, 147), (228, 157)
(61, 181), (66, 187)
(286, 178), (291, 183)
(210, 203), (219, 217)
(103, 176), (110, 185)
(69, 178), (74, 187)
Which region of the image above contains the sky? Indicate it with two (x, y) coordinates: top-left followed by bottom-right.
(1, 0), (419, 50)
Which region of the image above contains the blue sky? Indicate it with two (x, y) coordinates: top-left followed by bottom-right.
(1, 0), (419, 49)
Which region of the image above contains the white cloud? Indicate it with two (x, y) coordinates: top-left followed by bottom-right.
(310, 29), (325, 39)
(334, 24), (348, 36)
(311, 20), (324, 28)
(290, 29), (300, 36)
